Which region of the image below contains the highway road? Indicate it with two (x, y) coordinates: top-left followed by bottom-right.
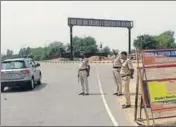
(1, 63), (136, 126)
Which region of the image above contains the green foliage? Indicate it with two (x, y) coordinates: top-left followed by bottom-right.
(4, 30), (175, 61)
(133, 35), (158, 50)
(133, 30), (176, 50)
(170, 43), (176, 48)
(2, 36), (111, 61)
(131, 49), (136, 53)
(102, 46), (111, 54)
(6, 49), (14, 58)
(30, 47), (46, 61)
(19, 47), (31, 58)
(73, 36), (98, 53)
(154, 31), (175, 48)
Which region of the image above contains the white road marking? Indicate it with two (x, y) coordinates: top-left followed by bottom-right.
(95, 65), (119, 126)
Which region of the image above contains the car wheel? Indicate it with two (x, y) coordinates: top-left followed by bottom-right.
(27, 78), (35, 90)
(1, 86), (5, 92)
(37, 72), (42, 85)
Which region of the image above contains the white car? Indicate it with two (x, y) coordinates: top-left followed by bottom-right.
(1, 58), (42, 92)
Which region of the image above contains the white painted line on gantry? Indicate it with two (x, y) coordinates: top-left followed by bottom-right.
(95, 65), (119, 126)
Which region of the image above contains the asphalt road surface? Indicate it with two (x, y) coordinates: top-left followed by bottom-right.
(1, 63), (135, 126)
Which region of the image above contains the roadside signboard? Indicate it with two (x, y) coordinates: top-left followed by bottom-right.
(148, 80), (176, 111)
(142, 49), (176, 111)
(142, 49), (176, 66)
(68, 17), (133, 28)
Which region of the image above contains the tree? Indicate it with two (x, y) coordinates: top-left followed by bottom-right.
(26, 47), (31, 56)
(133, 31), (176, 50)
(2, 53), (7, 60)
(72, 36), (98, 54)
(131, 49), (136, 53)
(6, 49), (13, 59)
(30, 47), (46, 61)
(65, 43), (70, 52)
(17, 41), (67, 61)
(133, 35), (158, 50)
(18, 47), (31, 58)
(102, 46), (111, 54)
(6, 49), (13, 56)
(170, 43), (176, 48)
(154, 31), (175, 48)
(47, 41), (66, 58)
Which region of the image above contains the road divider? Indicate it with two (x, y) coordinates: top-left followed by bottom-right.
(40, 60), (113, 64)
(39, 60), (138, 64)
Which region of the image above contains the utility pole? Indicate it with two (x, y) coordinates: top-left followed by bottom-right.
(70, 25), (73, 61)
(128, 27), (132, 54)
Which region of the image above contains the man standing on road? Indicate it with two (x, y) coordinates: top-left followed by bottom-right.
(112, 49), (122, 96)
(120, 51), (134, 109)
(78, 53), (90, 96)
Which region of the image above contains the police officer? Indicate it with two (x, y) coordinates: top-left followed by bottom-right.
(120, 51), (134, 108)
(78, 53), (90, 96)
(112, 49), (122, 96)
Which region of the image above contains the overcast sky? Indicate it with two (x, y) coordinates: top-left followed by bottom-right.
(1, 1), (176, 54)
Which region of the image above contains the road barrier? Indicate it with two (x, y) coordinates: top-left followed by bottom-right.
(135, 48), (176, 126)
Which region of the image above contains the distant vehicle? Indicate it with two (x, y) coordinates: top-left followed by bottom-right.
(1, 58), (42, 92)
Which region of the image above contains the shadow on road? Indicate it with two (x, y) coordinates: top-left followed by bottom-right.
(88, 93), (107, 95)
(33, 83), (47, 91)
(155, 122), (176, 126)
(2, 83), (47, 93)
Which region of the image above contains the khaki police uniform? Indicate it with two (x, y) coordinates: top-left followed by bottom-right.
(78, 58), (90, 94)
(120, 58), (134, 105)
(112, 55), (122, 94)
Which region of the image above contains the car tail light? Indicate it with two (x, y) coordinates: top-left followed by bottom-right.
(23, 69), (30, 73)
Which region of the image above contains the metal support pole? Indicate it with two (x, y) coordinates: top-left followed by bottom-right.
(70, 26), (73, 61)
(139, 96), (143, 119)
(134, 67), (139, 120)
(128, 27), (131, 54)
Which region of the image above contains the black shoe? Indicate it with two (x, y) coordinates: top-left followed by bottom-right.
(84, 93), (89, 96)
(78, 92), (85, 95)
(113, 93), (118, 95)
(122, 104), (131, 109)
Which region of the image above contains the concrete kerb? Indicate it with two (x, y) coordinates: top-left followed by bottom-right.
(40, 60), (79, 64)
(40, 60), (113, 64)
(39, 60), (138, 64)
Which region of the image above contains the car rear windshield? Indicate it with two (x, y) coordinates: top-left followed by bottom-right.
(2, 61), (26, 70)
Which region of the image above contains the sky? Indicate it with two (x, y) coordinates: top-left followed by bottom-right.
(1, 1), (176, 54)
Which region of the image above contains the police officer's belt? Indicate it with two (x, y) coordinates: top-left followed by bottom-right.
(113, 67), (121, 69)
(79, 69), (87, 71)
(121, 74), (131, 77)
